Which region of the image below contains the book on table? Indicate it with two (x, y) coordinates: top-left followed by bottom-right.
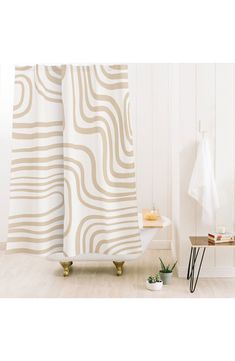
(208, 232), (234, 243)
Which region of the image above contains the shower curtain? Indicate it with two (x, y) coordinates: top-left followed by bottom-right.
(7, 65), (141, 257)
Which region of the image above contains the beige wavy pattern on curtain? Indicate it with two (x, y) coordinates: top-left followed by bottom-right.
(7, 64), (141, 257)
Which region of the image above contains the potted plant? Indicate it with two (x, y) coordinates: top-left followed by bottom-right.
(159, 258), (177, 285)
(146, 273), (163, 291)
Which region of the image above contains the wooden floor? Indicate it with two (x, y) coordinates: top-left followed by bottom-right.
(1, 246), (235, 297)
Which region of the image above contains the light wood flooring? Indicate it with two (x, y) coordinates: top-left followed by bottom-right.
(1, 245), (235, 297)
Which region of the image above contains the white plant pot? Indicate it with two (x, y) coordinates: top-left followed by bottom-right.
(146, 280), (163, 291)
(160, 271), (173, 285)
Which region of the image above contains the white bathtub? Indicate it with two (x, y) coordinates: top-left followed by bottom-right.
(48, 213), (171, 263)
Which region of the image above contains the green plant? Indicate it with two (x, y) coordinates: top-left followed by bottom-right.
(159, 258), (177, 273)
(147, 275), (157, 283)
(155, 272), (162, 282)
(147, 273), (162, 283)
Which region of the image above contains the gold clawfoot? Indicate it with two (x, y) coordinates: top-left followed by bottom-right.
(113, 261), (125, 276)
(60, 261), (73, 277)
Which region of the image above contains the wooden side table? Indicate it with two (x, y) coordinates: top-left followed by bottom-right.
(187, 236), (235, 293)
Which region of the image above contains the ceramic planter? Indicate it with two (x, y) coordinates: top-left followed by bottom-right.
(146, 280), (163, 291)
(160, 271), (172, 285)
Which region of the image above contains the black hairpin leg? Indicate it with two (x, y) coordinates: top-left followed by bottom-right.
(187, 247), (200, 280)
(187, 247), (206, 293)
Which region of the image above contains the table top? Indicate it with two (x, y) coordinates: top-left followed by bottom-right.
(189, 236), (235, 248)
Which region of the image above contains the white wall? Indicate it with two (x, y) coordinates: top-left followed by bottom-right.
(129, 64), (235, 277)
(129, 64), (175, 243)
(0, 65), (14, 245)
(177, 64), (235, 277)
(0, 64), (235, 277)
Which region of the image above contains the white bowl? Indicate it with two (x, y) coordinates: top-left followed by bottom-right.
(146, 280), (163, 291)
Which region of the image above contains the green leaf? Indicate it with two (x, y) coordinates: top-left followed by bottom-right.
(159, 257), (166, 271)
(170, 261), (178, 272)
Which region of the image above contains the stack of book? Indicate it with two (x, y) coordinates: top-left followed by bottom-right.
(208, 232), (235, 244)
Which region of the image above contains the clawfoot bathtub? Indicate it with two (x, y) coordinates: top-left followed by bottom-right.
(48, 213), (171, 276)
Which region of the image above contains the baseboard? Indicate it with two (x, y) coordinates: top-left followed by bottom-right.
(178, 266), (235, 278)
(149, 239), (172, 250)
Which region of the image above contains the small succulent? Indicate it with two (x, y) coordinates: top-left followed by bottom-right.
(159, 258), (177, 273)
(147, 273), (162, 283)
(147, 275), (157, 284)
(155, 272), (162, 282)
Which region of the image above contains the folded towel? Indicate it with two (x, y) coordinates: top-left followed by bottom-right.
(188, 137), (219, 225)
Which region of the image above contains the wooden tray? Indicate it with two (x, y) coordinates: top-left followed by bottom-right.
(142, 208), (163, 228)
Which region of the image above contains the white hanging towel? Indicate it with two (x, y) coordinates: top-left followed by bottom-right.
(188, 137), (219, 225)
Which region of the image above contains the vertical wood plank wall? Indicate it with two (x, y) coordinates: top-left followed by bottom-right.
(129, 64), (172, 241)
(129, 64), (235, 277)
